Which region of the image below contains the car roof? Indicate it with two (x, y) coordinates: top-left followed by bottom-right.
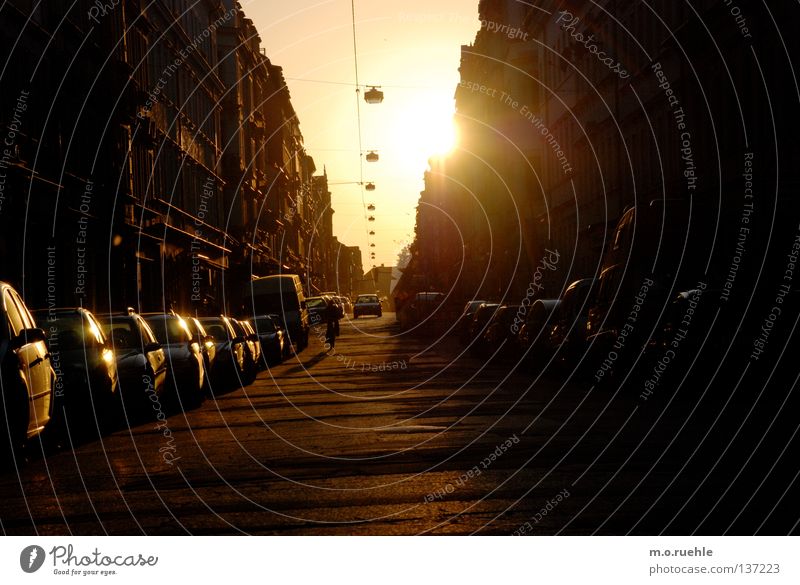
(31, 307), (91, 316)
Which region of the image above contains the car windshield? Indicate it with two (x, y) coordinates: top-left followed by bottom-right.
(253, 317), (276, 333)
(201, 321), (229, 341)
(146, 317), (190, 344)
(40, 314), (103, 350)
(306, 298), (327, 308)
(99, 319), (140, 349)
(357, 296), (378, 303)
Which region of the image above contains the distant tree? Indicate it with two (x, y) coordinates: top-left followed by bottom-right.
(396, 243), (412, 270)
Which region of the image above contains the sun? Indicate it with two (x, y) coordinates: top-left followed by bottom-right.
(414, 105), (458, 156)
(385, 95), (458, 172)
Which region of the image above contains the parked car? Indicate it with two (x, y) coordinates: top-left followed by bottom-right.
(184, 316), (216, 393)
(337, 296), (352, 314)
(236, 319), (261, 380)
(354, 294), (383, 319)
(267, 313), (293, 358)
(466, 303), (500, 356)
(518, 299), (561, 369)
(331, 296), (345, 319)
(397, 291), (443, 329)
(584, 199), (711, 378)
(244, 274), (309, 351)
(252, 314), (285, 365)
(142, 313), (205, 409)
(482, 304), (523, 358)
(456, 300), (486, 342)
(305, 296), (329, 326)
(31, 307), (118, 435)
(198, 316), (248, 389)
(97, 310), (167, 416)
(0, 282), (54, 461)
(546, 279), (596, 368)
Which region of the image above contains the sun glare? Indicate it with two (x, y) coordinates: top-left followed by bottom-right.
(388, 98), (458, 169)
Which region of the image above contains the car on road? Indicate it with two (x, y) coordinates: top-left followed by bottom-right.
(337, 296), (352, 314)
(466, 303), (500, 356)
(583, 199), (715, 378)
(0, 282), (54, 461)
(97, 310), (167, 417)
(31, 307), (118, 435)
(198, 316), (249, 389)
(546, 279), (595, 368)
(518, 299), (561, 369)
(396, 291), (444, 330)
(482, 304), (523, 358)
(184, 316), (216, 393)
(353, 294), (382, 319)
(252, 314), (285, 365)
(143, 313), (205, 409)
(456, 300), (486, 342)
(244, 274), (309, 351)
(236, 319), (261, 379)
(305, 296), (329, 326)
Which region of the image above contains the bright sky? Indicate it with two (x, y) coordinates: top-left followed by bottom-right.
(243, 1), (480, 270)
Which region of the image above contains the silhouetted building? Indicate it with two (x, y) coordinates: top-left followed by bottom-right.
(409, 0), (799, 304)
(0, 0), (344, 317)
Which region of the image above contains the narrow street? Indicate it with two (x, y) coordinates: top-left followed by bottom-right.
(4, 313), (790, 535)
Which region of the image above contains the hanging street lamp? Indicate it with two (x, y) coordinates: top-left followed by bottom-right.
(364, 86), (384, 104)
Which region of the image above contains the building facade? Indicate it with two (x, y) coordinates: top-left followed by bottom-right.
(408, 0), (798, 304)
(0, 0), (340, 316)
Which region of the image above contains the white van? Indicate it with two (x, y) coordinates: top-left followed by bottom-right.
(244, 275), (310, 351)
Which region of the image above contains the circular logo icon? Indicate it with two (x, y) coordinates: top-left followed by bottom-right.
(20, 545), (46, 573)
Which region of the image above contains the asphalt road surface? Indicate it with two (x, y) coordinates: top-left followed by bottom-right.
(0, 313), (796, 535)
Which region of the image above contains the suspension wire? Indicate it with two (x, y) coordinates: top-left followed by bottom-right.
(350, 0), (373, 257)
(285, 76), (434, 90)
